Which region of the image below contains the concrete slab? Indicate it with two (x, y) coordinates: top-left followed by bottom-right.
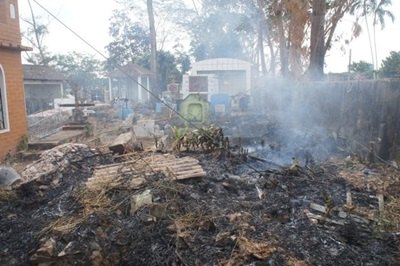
(29, 130), (86, 150)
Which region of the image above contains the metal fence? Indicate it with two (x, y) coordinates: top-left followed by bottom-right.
(28, 109), (72, 140)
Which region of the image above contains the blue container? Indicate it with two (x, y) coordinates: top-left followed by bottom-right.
(210, 94), (230, 115)
(155, 102), (162, 113)
(120, 106), (133, 120)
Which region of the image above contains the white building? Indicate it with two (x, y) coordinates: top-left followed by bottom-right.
(108, 63), (153, 103)
(181, 58), (252, 100)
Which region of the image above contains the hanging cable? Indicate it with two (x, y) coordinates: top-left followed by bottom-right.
(29, 0), (272, 173)
(30, 0), (198, 126)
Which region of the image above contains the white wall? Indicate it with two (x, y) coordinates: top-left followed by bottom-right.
(190, 58), (252, 95)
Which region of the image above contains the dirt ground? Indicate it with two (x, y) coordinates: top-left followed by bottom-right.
(1, 111), (400, 265)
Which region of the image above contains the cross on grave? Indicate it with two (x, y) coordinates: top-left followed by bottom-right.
(58, 86), (95, 125)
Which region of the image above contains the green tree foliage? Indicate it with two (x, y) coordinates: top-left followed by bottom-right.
(349, 60), (374, 78)
(136, 50), (182, 89)
(106, 2), (191, 91)
(176, 52), (191, 75)
(104, 0), (394, 82)
(105, 10), (150, 69)
(350, 60), (373, 73)
(51, 52), (105, 99)
(22, 16), (53, 65)
(380, 51), (400, 78)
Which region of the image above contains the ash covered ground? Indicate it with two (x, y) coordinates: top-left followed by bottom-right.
(1, 112), (400, 265)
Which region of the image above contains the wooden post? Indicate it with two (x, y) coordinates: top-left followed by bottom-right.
(138, 76), (142, 102)
(377, 194), (384, 215)
(346, 187), (352, 207)
(108, 77), (113, 103)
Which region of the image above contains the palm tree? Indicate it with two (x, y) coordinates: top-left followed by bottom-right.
(350, 1), (375, 71)
(372, 0), (394, 72)
(350, 0), (394, 74)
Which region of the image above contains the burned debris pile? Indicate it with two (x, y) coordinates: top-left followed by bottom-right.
(21, 144), (96, 183)
(1, 113), (400, 265)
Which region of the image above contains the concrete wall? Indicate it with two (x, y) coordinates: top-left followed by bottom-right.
(258, 79), (400, 160)
(191, 58), (252, 95)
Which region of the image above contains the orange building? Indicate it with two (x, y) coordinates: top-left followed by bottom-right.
(0, 0), (30, 161)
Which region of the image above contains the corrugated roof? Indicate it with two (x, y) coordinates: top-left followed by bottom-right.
(108, 63), (153, 78)
(23, 64), (64, 81)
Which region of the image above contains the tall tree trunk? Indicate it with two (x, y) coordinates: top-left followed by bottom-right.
(277, 17), (289, 77)
(364, 13), (375, 72)
(147, 0), (157, 96)
(373, 22), (379, 78)
(266, 34), (276, 76)
(308, 0), (325, 80)
(27, 0), (46, 65)
(258, 22), (267, 75)
(373, 11), (378, 74)
(256, 0), (267, 75)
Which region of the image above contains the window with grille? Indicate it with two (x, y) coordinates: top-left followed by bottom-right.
(0, 65), (8, 131)
(10, 3), (16, 19)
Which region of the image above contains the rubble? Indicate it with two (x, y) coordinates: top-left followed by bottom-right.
(20, 143), (96, 183)
(130, 189), (152, 214)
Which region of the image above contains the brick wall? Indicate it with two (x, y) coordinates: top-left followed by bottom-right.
(0, 48), (27, 161)
(0, 0), (26, 162)
(0, 0), (21, 43)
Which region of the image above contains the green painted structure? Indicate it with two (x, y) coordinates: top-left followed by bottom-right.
(179, 94), (210, 124)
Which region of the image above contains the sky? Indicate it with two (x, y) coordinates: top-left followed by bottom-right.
(18, 0), (400, 73)
(19, 0), (117, 56)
